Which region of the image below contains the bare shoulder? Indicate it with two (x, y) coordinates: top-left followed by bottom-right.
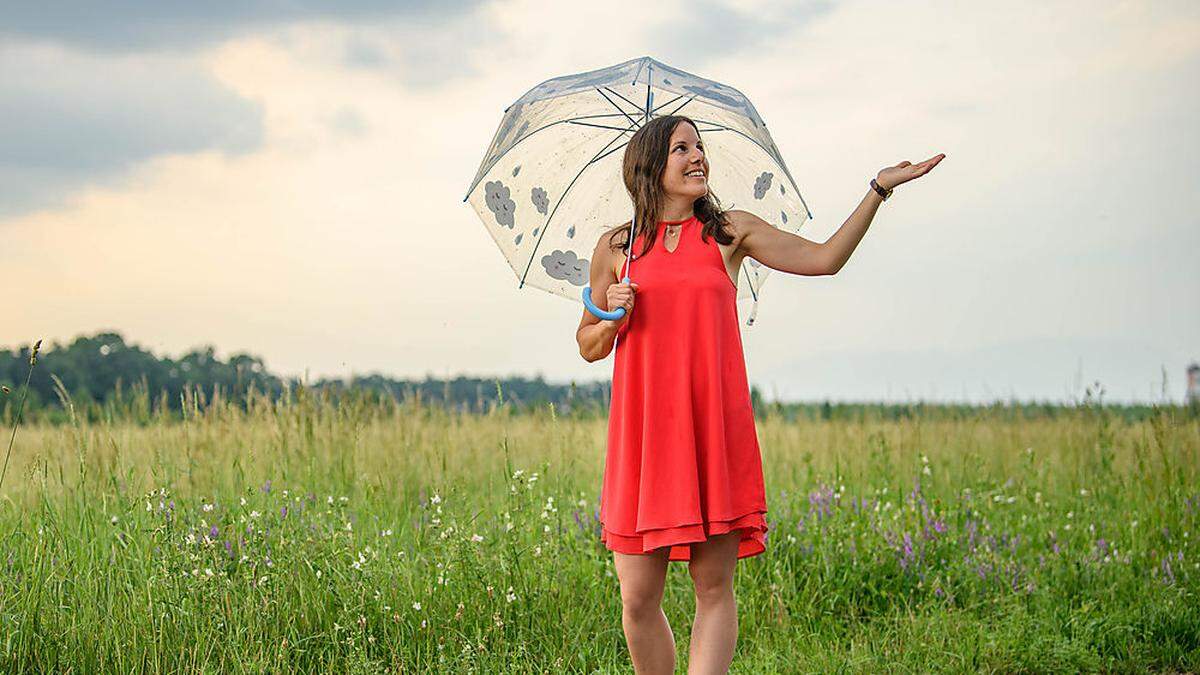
(724, 209), (768, 230)
(721, 209), (766, 249)
(592, 220), (632, 274)
(594, 220), (632, 254)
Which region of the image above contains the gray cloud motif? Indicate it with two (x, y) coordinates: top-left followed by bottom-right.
(541, 249), (589, 286)
(682, 83), (741, 109)
(566, 225), (575, 239)
(515, 233), (523, 245)
(753, 172), (773, 199)
(531, 186), (548, 215)
(512, 165), (521, 177)
(484, 180), (516, 228)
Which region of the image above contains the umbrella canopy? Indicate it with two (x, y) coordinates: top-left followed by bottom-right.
(464, 55), (812, 325)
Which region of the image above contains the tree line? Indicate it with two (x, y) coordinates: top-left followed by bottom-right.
(2, 332), (1190, 425)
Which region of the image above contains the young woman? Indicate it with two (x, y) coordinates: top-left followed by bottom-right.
(576, 115), (943, 674)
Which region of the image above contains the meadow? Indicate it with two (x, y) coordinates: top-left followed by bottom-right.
(0, 384), (1197, 673)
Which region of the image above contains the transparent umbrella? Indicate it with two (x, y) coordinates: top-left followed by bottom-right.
(463, 55), (812, 326)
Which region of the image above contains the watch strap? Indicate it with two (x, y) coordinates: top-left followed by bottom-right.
(870, 178), (893, 200)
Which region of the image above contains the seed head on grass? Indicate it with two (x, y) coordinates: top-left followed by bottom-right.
(1, 338), (42, 493)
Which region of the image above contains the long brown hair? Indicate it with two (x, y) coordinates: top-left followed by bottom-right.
(606, 115), (733, 258)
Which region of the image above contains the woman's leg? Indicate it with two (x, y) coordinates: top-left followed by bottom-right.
(685, 531), (742, 675)
(613, 547), (675, 675)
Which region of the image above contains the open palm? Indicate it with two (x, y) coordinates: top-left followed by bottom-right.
(878, 153), (945, 190)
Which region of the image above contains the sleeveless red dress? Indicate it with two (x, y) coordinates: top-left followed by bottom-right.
(599, 214), (768, 562)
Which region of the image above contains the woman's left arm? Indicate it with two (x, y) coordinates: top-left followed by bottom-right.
(736, 153), (946, 276)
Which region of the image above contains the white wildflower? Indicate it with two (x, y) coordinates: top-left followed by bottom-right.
(470, 533), (484, 543)
(203, 503), (214, 512)
(412, 602), (422, 611)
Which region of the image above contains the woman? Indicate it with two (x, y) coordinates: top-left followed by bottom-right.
(576, 115), (943, 674)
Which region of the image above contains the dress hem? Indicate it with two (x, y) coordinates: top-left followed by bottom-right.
(599, 509), (768, 562)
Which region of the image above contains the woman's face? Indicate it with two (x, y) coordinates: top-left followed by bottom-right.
(659, 121), (708, 201)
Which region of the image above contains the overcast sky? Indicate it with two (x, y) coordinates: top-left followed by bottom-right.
(2, 0), (1197, 404)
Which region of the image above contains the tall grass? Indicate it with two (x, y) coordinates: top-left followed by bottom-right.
(0, 384), (1196, 672)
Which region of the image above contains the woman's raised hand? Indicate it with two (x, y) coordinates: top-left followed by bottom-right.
(876, 153), (946, 191)
(605, 280), (638, 325)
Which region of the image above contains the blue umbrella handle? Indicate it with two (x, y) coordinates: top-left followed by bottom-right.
(582, 276), (631, 320)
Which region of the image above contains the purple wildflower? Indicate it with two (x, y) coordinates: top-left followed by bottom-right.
(1160, 556), (1176, 586)
(262, 480), (272, 494)
(209, 524), (220, 540)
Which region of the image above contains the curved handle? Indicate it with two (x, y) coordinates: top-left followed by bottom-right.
(582, 275), (631, 320)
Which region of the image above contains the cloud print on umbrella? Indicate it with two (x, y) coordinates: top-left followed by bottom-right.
(484, 179), (516, 228)
(531, 186), (549, 215)
(753, 171), (773, 199)
(541, 249), (590, 286)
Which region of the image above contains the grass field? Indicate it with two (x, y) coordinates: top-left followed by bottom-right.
(0, 386), (1197, 673)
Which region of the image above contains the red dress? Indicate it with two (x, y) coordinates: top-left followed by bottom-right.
(599, 214), (768, 562)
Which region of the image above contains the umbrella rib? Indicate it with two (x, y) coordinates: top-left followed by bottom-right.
(595, 87), (641, 128)
(567, 120), (640, 133)
(651, 92), (689, 116)
(517, 121), (641, 288)
(601, 86), (643, 116)
(685, 117), (813, 220)
(464, 112), (644, 201)
(742, 265), (759, 301)
(644, 63), (652, 119)
(590, 140), (630, 165)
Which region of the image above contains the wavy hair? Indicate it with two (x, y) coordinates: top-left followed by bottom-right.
(606, 115), (733, 258)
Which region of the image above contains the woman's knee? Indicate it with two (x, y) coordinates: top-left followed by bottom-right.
(689, 567), (734, 604)
(619, 583), (665, 620)
(613, 549), (669, 619)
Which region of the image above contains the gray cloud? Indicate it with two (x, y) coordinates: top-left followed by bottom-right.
(0, 45), (263, 219)
(0, 1), (484, 54)
(652, 0), (836, 66)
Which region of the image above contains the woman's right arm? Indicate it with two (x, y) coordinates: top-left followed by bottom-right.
(576, 230), (637, 362)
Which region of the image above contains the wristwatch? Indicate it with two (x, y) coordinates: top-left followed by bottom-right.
(870, 178), (893, 201)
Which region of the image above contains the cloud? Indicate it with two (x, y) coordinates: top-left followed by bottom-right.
(0, 0), (485, 54)
(0, 42), (264, 220)
(651, 0), (836, 67)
